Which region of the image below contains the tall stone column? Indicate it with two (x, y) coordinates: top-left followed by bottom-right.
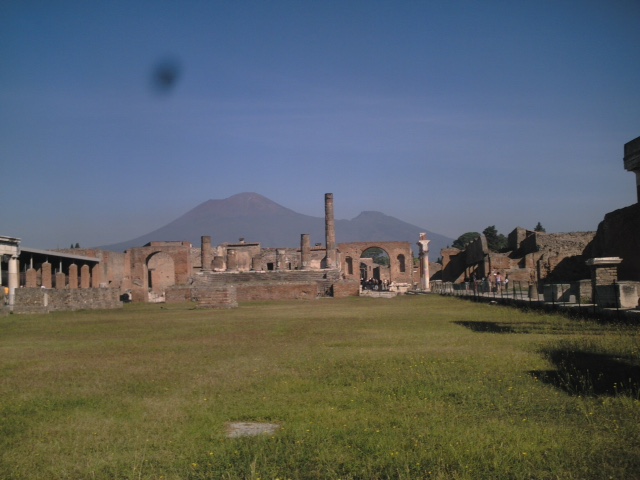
(417, 233), (431, 291)
(80, 264), (91, 288)
(7, 255), (19, 308)
(42, 262), (52, 289)
(324, 193), (337, 268)
(68, 264), (78, 289)
(276, 249), (286, 271)
(201, 236), (213, 271)
(300, 234), (311, 270)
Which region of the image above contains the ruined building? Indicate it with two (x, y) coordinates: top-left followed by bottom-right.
(437, 134), (640, 308)
(3, 194), (423, 314)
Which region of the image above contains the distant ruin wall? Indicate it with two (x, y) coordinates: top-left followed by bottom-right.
(590, 203), (640, 281)
(13, 288), (122, 315)
(465, 236), (487, 265)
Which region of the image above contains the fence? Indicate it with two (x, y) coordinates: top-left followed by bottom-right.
(430, 280), (632, 320)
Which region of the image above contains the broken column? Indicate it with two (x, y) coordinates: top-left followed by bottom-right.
(323, 193), (337, 268)
(26, 267), (37, 288)
(300, 234), (311, 270)
(201, 236), (213, 271)
(55, 263), (66, 290)
(276, 249), (286, 271)
(80, 264), (91, 288)
(68, 264), (78, 289)
(417, 233), (431, 291)
(7, 254), (19, 307)
(42, 262), (52, 289)
(212, 256), (225, 271)
(226, 249), (238, 272)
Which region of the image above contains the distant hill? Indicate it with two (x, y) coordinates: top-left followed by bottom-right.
(98, 192), (452, 257)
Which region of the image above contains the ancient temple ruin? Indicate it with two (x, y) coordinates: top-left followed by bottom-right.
(2, 194), (421, 314)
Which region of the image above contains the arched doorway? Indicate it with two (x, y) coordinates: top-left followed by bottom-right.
(146, 252), (175, 294)
(360, 247), (390, 288)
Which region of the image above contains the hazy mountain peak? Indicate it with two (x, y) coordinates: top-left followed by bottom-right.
(187, 192), (295, 219)
(97, 193), (453, 255)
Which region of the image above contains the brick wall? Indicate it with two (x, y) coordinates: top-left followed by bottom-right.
(194, 286), (238, 308)
(236, 283), (318, 301)
(333, 279), (360, 298)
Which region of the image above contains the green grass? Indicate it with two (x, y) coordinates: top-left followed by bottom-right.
(1, 295), (639, 479)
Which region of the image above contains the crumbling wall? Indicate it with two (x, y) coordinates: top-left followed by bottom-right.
(590, 203), (640, 281)
(13, 288), (122, 314)
(438, 230), (595, 284)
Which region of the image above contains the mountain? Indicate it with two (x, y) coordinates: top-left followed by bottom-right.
(98, 192), (453, 257)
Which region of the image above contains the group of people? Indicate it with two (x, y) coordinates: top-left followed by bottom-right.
(470, 272), (509, 294)
(361, 278), (390, 291)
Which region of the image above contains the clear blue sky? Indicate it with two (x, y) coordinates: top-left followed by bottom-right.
(2, 0), (639, 250)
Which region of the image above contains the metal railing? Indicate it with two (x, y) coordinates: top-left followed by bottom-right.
(431, 280), (622, 317)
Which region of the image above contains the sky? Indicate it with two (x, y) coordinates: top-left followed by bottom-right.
(1, 0), (639, 250)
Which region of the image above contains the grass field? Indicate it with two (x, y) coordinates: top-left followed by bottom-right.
(1, 295), (639, 479)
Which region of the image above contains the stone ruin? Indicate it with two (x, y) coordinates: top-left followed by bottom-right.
(2, 194), (421, 314)
(4, 134), (639, 314)
(436, 134), (640, 309)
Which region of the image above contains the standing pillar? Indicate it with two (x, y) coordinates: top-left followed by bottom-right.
(324, 193), (337, 268)
(276, 249), (286, 271)
(417, 233), (431, 291)
(68, 264), (78, 289)
(7, 255), (19, 309)
(80, 264), (91, 288)
(26, 268), (37, 288)
(226, 249), (238, 272)
(201, 236), (213, 271)
(42, 262), (52, 289)
(300, 234), (311, 270)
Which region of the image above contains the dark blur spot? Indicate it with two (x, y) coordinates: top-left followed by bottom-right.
(151, 57), (181, 94)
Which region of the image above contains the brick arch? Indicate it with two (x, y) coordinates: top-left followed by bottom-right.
(146, 251), (175, 293)
(338, 241), (414, 285)
(128, 242), (193, 302)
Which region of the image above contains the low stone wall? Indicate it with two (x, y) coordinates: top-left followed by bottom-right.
(236, 282), (318, 302)
(333, 279), (360, 298)
(194, 286), (238, 308)
(13, 288), (122, 314)
(166, 286), (193, 303)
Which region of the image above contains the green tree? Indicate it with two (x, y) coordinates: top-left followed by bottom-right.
(534, 222), (546, 233)
(361, 247), (390, 266)
(452, 232), (480, 250)
(483, 225), (507, 252)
